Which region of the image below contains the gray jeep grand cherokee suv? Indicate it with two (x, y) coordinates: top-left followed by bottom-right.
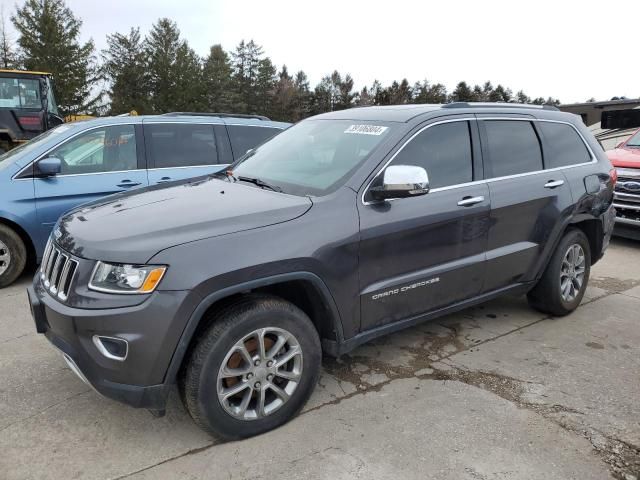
(28, 103), (616, 439)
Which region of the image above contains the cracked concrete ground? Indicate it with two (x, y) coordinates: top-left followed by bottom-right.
(0, 238), (639, 480)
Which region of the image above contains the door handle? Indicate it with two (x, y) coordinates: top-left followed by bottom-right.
(157, 176), (172, 183)
(457, 195), (485, 207)
(117, 180), (141, 188)
(544, 180), (564, 189)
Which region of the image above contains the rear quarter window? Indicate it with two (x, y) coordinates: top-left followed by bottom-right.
(539, 122), (591, 168)
(227, 125), (282, 159)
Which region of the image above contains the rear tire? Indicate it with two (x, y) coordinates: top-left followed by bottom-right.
(181, 295), (321, 439)
(527, 228), (591, 316)
(0, 225), (27, 288)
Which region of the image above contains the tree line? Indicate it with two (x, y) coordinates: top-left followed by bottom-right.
(1, 0), (562, 120)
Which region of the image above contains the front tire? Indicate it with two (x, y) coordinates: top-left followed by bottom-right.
(0, 225), (27, 288)
(181, 295), (321, 439)
(527, 228), (591, 316)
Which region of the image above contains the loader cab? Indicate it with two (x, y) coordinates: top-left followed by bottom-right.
(0, 70), (64, 153)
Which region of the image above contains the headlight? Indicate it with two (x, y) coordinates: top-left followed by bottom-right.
(89, 262), (167, 294)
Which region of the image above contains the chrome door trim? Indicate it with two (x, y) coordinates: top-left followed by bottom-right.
(361, 117), (598, 206)
(147, 164), (229, 172)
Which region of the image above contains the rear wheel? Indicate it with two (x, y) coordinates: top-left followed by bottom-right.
(0, 225), (27, 288)
(181, 295), (321, 439)
(527, 228), (591, 316)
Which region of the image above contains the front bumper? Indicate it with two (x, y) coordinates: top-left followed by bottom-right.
(27, 277), (197, 409)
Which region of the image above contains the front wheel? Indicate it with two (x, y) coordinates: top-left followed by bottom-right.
(181, 295), (321, 439)
(527, 228), (591, 316)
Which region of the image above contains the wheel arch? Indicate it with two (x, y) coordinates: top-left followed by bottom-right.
(164, 272), (344, 385)
(568, 217), (603, 265)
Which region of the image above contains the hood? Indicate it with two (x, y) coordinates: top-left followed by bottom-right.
(607, 147), (640, 169)
(56, 176), (312, 263)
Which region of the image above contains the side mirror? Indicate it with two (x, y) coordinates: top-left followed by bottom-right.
(36, 156), (62, 177)
(370, 165), (430, 201)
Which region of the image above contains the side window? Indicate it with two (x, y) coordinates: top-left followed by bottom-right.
(51, 125), (137, 175)
(227, 125), (281, 159)
(539, 122), (591, 168)
(145, 124), (218, 168)
(483, 121), (542, 178)
(390, 121), (473, 189)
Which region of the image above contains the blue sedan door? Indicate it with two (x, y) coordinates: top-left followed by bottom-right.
(144, 122), (229, 184)
(34, 124), (148, 239)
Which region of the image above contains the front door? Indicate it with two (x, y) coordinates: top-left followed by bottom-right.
(34, 124), (148, 237)
(358, 119), (490, 331)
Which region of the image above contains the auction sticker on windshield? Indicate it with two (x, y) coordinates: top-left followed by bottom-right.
(344, 125), (388, 135)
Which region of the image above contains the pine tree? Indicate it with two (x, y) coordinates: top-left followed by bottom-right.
(272, 65), (296, 121)
(357, 86), (374, 106)
(387, 78), (412, 104)
(515, 90), (531, 104)
(231, 39), (264, 114)
(413, 80), (448, 104)
(0, 9), (19, 68)
(12, 0), (100, 114)
(145, 18), (201, 113)
(254, 57), (276, 116)
(202, 44), (235, 112)
(102, 28), (149, 114)
(336, 73), (356, 110)
(450, 81), (474, 102)
(312, 75), (332, 114)
(173, 42), (202, 111)
(292, 70), (312, 121)
(489, 84), (512, 102)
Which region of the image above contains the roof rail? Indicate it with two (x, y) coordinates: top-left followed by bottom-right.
(161, 112), (270, 121)
(443, 102), (559, 111)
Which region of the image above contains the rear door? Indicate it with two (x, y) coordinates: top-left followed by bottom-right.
(479, 118), (573, 292)
(357, 118), (490, 331)
(144, 122), (228, 184)
(34, 123), (148, 235)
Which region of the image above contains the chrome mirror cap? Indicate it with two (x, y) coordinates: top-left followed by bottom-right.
(370, 165), (430, 200)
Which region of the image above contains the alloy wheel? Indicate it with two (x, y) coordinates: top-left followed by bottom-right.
(560, 243), (586, 302)
(217, 327), (303, 421)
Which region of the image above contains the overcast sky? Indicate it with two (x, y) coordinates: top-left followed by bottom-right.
(1, 0), (638, 104)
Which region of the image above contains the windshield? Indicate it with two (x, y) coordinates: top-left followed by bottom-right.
(626, 130), (640, 147)
(0, 77), (42, 109)
(229, 120), (393, 196)
(0, 123), (74, 171)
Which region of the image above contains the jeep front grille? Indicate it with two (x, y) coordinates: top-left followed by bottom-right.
(40, 240), (78, 301)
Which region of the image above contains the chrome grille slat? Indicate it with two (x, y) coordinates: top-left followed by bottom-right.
(40, 241), (79, 301)
(40, 241), (53, 278)
(45, 250), (59, 286)
(614, 203), (640, 211)
(50, 254), (66, 293)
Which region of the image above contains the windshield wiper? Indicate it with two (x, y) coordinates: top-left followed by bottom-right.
(237, 175), (282, 192)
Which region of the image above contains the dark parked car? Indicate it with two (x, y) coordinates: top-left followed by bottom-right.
(28, 103), (615, 439)
(0, 113), (289, 287)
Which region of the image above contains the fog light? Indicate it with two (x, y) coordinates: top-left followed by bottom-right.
(92, 335), (128, 361)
